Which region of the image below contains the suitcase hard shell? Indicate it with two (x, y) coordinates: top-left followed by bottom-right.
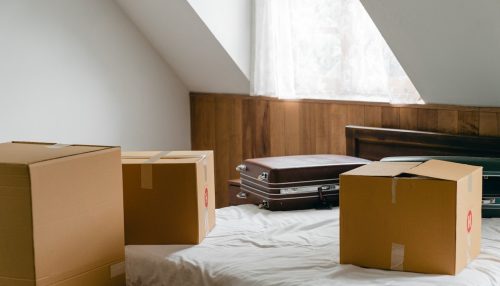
(381, 156), (500, 218)
(236, 155), (370, 211)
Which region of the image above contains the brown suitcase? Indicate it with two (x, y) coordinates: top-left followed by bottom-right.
(236, 155), (370, 211)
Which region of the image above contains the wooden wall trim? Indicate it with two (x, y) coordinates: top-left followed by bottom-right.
(190, 92), (500, 207)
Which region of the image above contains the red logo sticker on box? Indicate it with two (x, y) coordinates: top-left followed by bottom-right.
(467, 210), (472, 233)
(204, 187), (209, 208)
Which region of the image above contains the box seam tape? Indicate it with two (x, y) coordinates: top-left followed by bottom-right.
(390, 243), (405, 271)
(141, 151), (171, 189)
(47, 143), (71, 149)
(392, 178), (398, 204)
(110, 261), (125, 278)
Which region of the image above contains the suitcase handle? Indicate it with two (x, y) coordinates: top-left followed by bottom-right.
(236, 191), (248, 199)
(483, 197), (497, 205)
(236, 164), (247, 172)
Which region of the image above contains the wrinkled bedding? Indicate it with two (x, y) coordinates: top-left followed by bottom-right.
(126, 205), (500, 286)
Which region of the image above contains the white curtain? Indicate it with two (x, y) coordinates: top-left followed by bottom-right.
(252, 0), (423, 104)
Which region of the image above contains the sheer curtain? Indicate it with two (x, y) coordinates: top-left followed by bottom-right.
(252, 0), (423, 104)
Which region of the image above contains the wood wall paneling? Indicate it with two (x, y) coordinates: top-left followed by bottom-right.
(364, 106), (382, 127)
(190, 93), (500, 207)
(436, 110), (458, 134)
(283, 101), (301, 155)
(479, 112), (499, 136)
(417, 109), (438, 132)
(399, 107), (418, 130)
(458, 111), (479, 135)
(330, 104), (348, 154)
(382, 107), (400, 129)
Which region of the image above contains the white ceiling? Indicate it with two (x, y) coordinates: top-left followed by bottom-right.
(116, 0), (250, 94)
(361, 0), (500, 106)
(187, 0), (251, 79)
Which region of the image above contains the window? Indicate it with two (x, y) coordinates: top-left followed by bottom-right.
(252, 0), (422, 104)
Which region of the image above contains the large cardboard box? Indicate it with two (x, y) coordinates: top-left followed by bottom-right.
(340, 160), (482, 275)
(0, 142), (125, 286)
(122, 151), (216, 245)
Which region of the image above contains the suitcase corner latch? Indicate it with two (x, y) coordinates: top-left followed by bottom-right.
(258, 200), (269, 209)
(257, 172), (269, 182)
(236, 191), (248, 199)
(236, 164), (247, 172)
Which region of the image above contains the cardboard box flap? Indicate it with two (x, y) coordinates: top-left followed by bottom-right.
(342, 161), (421, 177)
(0, 142), (111, 165)
(405, 160), (482, 181)
(122, 151), (208, 165)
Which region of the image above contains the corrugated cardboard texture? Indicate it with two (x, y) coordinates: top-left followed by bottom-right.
(340, 160), (482, 275)
(0, 164), (35, 282)
(0, 142), (108, 165)
(406, 159), (482, 181)
(455, 169), (482, 273)
(51, 261), (124, 286)
(0, 142), (124, 286)
(342, 162), (421, 177)
(122, 151), (215, 245)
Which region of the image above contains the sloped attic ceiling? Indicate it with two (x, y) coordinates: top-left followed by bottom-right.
(116, 0), (250, 94)
(361, 0), (500, 107)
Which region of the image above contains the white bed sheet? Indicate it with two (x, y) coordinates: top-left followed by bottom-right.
(126, 205), (500, 286)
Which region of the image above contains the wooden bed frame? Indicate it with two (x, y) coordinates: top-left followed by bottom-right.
(345, 125), (500, 160)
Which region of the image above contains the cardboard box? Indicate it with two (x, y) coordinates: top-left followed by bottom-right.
(0, 142), (125, 286)
(340, 160), (482, 275)
(122, 151), (215, 245)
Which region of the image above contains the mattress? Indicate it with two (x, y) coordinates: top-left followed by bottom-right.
(126, 205), (500, 286)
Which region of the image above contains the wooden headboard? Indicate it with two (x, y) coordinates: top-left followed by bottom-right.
(346, 125), (500, 161)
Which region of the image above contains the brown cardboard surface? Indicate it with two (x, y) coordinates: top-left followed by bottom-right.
(0, 142), (124, 286)
(122, 150), (215, 245)
(0, 142), (109, 165)
(342, 161), (421, 177)
(340, 160), (482, 275)
(406, 159), (482, 181)
(51, 261), (124, 286)
(455, 170), (483, 273)
(0, 164), (35, 281)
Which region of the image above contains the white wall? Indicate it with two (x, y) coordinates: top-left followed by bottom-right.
(361, 0), (500, 107)
(187, 0), (251, 79)
(0, 0), (191, 150)
(116, 0), (250, 94)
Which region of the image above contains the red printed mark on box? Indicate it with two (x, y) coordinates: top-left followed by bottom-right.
(467, 210), (473, 233)
(204, 187), (209, 208)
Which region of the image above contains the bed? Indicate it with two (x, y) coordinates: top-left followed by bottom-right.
(126, 126), (500, 286)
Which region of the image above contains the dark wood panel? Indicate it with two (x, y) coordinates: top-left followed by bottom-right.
(346, 125), (500, 161)
(382, 106), (400, 129)
(314, 103), (331, 154)
(241, 98), (271, 160)
(364, 106), (382, 127)
(417, 109), (438, 132)
(190, 95), (216, 150)
(190, 93), (500, 207)
(436, 110), (458, 134)
(458, 111), (479, 135)
(330, 104), (348, 154)
(479, 112), (498, 136)
(214, 97), (232, 207)
(399, 108), (418, 130)
(299, 103), (317, 154)
(283, 101), (301, 155)
(269, 101), (286, 156)
(347, 105), (365, 126)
